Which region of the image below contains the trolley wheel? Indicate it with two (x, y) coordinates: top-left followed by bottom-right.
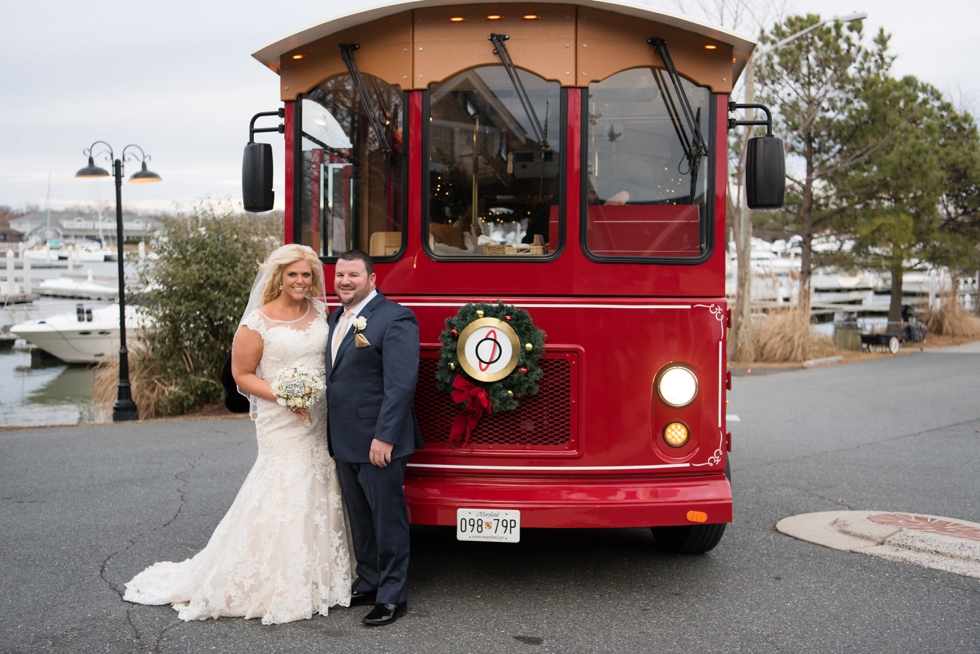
(888, 336), (900, 354)
(651, 522), (727, 554)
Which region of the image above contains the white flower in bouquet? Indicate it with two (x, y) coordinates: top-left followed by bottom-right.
(270, 365), (325, 426)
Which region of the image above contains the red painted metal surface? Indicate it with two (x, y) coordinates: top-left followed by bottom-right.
(375, 89), (724, 300)
(585, 204), (702, 257)
(405, 476), (732, 528)
(311, 88), (733, 529)
(284, 101), (295, 244)
(389, 294), (730, 528)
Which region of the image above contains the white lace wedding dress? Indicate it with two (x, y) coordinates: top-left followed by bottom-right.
(123, 300), (353, 624)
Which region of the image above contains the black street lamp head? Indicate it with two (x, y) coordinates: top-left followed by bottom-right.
(129, 160), (162, 184)
(75, 155), (110, 179)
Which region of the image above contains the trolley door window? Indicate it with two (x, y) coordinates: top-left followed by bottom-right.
(584, 68), (712, 260)
(297, 75), (406, 260)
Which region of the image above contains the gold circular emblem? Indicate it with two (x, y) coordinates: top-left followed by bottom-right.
(457, 317), (520, 383)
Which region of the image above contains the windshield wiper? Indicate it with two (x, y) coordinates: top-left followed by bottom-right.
(488, 33), (551, 155)
(648, 37), (709, 201)
(339, 43), (391, 154)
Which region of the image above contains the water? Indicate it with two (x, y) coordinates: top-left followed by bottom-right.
(1, 260), (129, 427)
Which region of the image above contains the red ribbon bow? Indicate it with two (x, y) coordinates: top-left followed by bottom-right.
(449, 375), (492, 446)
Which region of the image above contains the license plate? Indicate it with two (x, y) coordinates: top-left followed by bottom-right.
(456, 508), (520, 542)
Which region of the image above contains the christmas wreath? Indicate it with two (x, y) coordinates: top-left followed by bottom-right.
(436, 302), (546, 443)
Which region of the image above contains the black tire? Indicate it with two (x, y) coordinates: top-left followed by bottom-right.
(651, 522), (726, 554)
(651, 460), (729, 553)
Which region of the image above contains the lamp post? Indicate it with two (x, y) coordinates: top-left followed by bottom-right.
(731, 12), (866, 356)
(75, 142), (161, 421)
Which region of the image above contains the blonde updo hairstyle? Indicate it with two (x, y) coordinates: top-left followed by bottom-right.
(259, 244), (325, 305)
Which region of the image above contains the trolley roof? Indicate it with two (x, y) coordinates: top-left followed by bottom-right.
(252, 0), (757, 82)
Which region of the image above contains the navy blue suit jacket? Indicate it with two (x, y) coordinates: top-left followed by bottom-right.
(325, 292), (423, 463)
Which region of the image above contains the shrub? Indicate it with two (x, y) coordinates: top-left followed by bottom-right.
(95, 202), (281, 417)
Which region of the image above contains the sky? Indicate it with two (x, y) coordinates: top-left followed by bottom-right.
(1, 0), (975, 215)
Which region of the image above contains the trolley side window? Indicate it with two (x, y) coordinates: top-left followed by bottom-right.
(425, 66), (562, 259)
(296, 75), (407, 260)
(584, 68), (712, 260)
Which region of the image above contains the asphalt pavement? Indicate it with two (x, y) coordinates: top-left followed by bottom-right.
(1, 344), (978, 653)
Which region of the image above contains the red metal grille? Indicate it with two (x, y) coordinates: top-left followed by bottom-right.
(414, 350), (575, 449)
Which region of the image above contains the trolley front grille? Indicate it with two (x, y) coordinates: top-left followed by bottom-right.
(413, 351), (575, 449)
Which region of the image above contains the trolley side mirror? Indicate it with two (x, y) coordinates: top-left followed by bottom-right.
(745, 135), (785, 210)
(242, 142), (274, 213)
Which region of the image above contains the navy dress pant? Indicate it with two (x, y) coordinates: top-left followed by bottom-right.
(336, 456), (410, 605)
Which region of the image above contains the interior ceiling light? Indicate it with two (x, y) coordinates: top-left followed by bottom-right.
(486, 14), (502, 20)
(703, 44), (718, 50)
(522, 14), (539, 20)
(449, 16), (466, 22)
(292, 54), (306, 60)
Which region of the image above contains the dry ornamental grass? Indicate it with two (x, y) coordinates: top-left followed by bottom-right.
(756, 305), (837, 363)
(92, 343), (175, 420)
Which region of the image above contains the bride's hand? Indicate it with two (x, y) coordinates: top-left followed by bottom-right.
(289, 407), (310, 421)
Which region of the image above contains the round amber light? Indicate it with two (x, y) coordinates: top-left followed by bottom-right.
(663, 421), (690, 447)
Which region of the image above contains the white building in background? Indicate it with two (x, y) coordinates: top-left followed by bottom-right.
(9, 210), (163, 247)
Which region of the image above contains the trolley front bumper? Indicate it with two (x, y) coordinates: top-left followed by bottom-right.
(404, 470), (732, 529)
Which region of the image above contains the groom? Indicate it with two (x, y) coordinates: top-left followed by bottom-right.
(325, 249), (422, 627)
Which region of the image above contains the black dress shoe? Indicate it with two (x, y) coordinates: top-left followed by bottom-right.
(349, 589), (377, 606)
(362, 602), (407, 626)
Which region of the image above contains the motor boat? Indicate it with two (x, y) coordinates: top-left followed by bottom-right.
(22, 246), (62, 262)
(9, 304), (149, 364)
(69, 244), (108, 262)
(37, 270), (119, 301)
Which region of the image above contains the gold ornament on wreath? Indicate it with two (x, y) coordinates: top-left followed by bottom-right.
(436, 302), (546, 444)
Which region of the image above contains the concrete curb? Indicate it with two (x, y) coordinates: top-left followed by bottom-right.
(803, 355), (844, 368)
(776, 510), (980, 579)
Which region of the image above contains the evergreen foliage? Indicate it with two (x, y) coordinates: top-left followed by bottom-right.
(755, 13), (891, 310)
(129, 202), (281, 416)
(436, 302), (545, 413)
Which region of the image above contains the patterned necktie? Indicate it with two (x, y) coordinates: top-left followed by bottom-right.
(331, 310), (352, 365)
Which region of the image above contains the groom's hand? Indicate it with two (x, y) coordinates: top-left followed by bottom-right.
(369, 439), (394, 467)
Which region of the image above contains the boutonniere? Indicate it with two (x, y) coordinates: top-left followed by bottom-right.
(352, 316), (368, 333)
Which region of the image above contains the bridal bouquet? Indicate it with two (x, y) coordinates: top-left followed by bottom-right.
(270, 365), (325, 426)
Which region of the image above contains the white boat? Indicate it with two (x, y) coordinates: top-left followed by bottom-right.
(37, 271), (118, 300)
(22, 246), (62, 262)
(73, 245), (108, 262)
(9, 305), (149, 364)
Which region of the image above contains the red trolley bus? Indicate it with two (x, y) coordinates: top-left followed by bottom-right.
(244, 0), (782, 552)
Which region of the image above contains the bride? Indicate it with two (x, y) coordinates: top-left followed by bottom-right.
(123, 244), (353, 624)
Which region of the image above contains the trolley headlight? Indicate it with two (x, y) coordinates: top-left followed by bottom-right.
(657, 366), (698, 407)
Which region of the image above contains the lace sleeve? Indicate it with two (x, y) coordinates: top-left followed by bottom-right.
(312, 299), (329, 321)
(244, 310), (268, 336)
